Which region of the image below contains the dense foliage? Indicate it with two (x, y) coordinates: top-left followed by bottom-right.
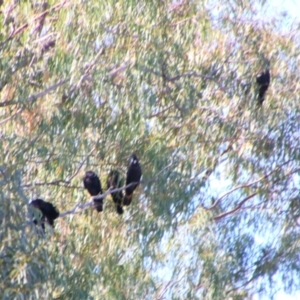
(0, 0), (299, 299)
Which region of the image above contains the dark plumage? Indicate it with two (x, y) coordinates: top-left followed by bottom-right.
(124, 153), (142, 206)
(256, 70), (270, 105)
(30, 199), (59, 230)
(83, 171), (103, 212)
(107, 170), (124, 214)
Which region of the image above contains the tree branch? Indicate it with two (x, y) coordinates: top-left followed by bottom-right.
(22, 180), (80, 189)
(0, 100), (18, 107)
(213, 193), (257, 221)
(1, 0), (68, 47)
(67, 146), (96, 182)
(0, 108), (23, 125)
(59, 182), (142, 217)
(27, 79), (69, 102)
(0, 79), (69, 125)
(204, 160), (293, 210)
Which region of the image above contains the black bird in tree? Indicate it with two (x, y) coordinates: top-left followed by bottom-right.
(256, 70), (270, 105)
(124, 153), (142, 206)
(107, 170), (124, 215)
(83, 170), (103, 212)
(29, 199), (59, 230)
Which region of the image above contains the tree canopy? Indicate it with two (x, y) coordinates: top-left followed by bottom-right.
(1, 0), (300, 299)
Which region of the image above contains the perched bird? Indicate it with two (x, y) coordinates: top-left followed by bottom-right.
(256, 70), (270, 105)
(29, 199), (59, 230)
(124, 153), (142, 206)
(107, 170), (124, 214)
(83, 170), (103, 212)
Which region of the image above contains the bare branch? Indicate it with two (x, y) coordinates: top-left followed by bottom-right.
(0, 108), (23, 126)
(28, 79), (69, 102)
(22, 147), (96, 188)
(147, 162), (175, 183)
(22, 180), (80, 189)
(0, 100), (18, 107)
(1, 0), (68, 46)
(204, 160), (293, 210)
(0, 79), (69, 126)
(57, 162), (175, 217)
(146, 105), (175, 118)
(156, 274), (187, 300)
(59, 182), (141, 217)
(213, 193), (257, 221)
(77, 48), (105, 87)
(58, 157), (177, 219)
(67, 146), (96, 182)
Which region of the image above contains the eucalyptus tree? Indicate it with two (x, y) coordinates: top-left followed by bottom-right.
(0, 0), (299, 299)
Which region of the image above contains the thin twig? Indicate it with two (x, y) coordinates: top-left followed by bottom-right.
(22, 147), (96, 188)
(67, 146), (96, 182)
(147, 162), (175, 183)
(0, 108), (23, 126)
(146, 105), (175, 118)
(77, 48), (105, 87)
(157, 274), (187, 300)
(22, 180), (80, 188)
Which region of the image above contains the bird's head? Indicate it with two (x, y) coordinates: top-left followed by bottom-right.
(29, 198), (45, 208)
(130, 153), (139, 165)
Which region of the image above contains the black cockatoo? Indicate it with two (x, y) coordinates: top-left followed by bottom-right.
(107, 170), (124, 214)
(83, 170), (103, 212)
(29, 199), (59, 230)
(256, 70), (270, 105)
(123, 153), (142, 206)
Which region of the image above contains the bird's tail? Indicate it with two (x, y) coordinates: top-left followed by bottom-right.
(93, 198), (103, 212)
(112, 192), (124, 214)
(258, 86), (268, 105)
(116, 205), (124, 214)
